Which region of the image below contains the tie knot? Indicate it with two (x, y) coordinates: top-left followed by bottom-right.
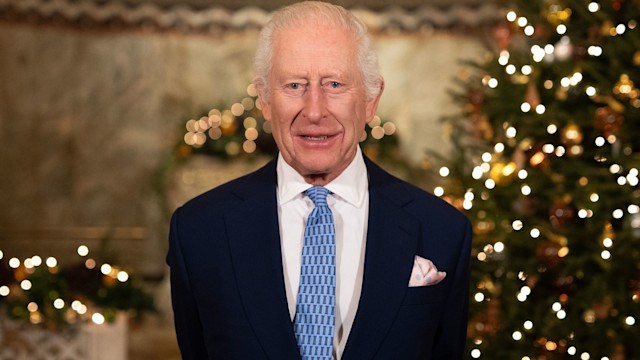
(305, 186), (330, 207)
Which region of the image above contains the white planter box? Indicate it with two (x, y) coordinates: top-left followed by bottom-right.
(0, 313), (128, 360)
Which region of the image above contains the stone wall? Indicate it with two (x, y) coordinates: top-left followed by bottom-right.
(0, 22), (486, 275)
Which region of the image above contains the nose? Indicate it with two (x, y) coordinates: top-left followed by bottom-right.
(301, 83), (325, 121)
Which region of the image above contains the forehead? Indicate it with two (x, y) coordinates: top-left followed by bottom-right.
(271, 24), (359, 76)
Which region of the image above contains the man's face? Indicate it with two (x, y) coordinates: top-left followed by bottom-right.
(260, 24), (382, 185)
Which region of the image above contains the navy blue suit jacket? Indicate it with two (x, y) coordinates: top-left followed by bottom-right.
(167, 155), (472, 359)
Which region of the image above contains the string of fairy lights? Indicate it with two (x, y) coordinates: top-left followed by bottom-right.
(0, 247), (132, 327)
(181, 84), (397, 156)
(432, 2), (639, 360)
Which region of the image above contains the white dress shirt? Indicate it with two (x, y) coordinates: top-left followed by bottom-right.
(276, 147), (369, 359)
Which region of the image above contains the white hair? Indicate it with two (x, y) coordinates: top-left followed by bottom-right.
(252, 1), (383, 101)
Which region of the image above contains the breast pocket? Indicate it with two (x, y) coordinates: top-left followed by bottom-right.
(402, 283), (447, 306)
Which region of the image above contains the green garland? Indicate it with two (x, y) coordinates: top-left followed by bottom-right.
(0, 249), (155, 330)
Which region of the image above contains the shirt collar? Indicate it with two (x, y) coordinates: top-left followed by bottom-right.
(276, 147), (368, 208)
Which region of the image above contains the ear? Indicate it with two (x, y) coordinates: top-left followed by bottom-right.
(256, 85), (272, 121)
(259, 97), (272, 121)
(365, 80), (384, 123)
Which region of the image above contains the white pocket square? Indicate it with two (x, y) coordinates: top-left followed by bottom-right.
(408, 256), (446, 287)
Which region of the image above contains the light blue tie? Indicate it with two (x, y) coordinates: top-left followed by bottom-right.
(294, 186), (336, 360)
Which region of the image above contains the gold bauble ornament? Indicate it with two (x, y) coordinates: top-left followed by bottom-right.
(613, 74), (635, 99)
(489, 161), (517, 185)
(560, 123), (583, 145)
(528, 144), (550, 169)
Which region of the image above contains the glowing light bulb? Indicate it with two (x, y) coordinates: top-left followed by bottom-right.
(53, 298), (65, 310)
(613, 209), (624, 219)
(77, 245), (89, 257)
(524, 25), (534, 36)
(557, 24), (567, 34)
(512, 220), (524, 231)
(518, 169), (528, 179)
(21, 280), (33, 291)
(101, 264), (112, 275)
(92, 313), (106, 325)
(517, 17), (528, 27)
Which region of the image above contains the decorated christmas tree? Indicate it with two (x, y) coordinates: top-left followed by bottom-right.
(437, 0), (640, 358)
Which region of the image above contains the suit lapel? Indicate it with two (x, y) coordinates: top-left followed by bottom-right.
(224, 160), (301, 360)
(342, 159), (420, 360)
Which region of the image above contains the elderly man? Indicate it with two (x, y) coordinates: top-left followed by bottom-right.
(167, 2), (472, 359)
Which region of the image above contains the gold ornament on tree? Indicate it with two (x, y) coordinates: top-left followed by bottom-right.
(613, 74), (637, 101)
(528, 144), (550, 169)
(545, 5), (572, 25)
(489, 161), (517, 185)
(560, 123), (583, 145)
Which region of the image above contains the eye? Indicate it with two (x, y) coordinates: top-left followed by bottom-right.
(329, 81), (341, 88)
(288, 83), (301, 90)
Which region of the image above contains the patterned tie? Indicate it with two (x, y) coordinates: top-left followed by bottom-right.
(294, 186), (336, 360)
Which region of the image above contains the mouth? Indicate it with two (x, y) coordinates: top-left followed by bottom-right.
(295, 133), (341, 148)
(302, 135), (332, 140)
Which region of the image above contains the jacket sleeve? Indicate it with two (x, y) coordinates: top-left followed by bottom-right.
(167, 207), (209, 359)
(432, 217), (472, 359)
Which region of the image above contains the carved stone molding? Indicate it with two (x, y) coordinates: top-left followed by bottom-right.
(0, 0), (502, 32)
